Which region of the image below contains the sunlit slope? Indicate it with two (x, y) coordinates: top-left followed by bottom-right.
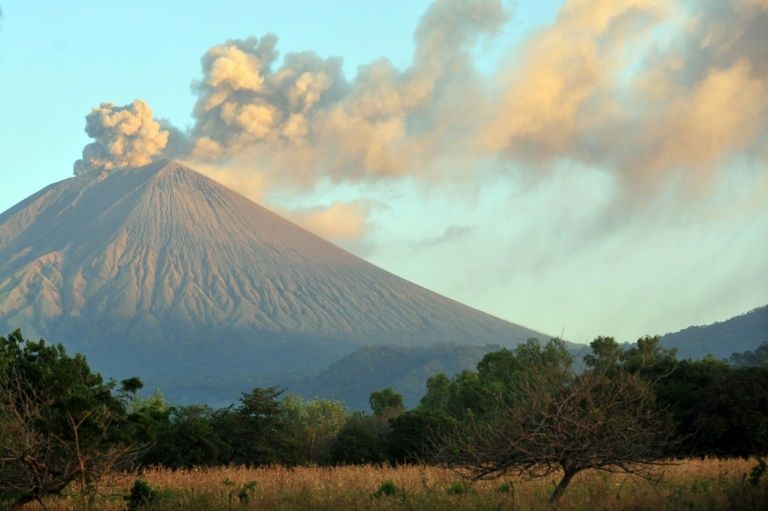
(0, 160), (545, 401)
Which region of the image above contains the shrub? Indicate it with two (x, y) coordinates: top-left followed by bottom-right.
(372, 480), (403, 498)
(125, 479), (159, 511)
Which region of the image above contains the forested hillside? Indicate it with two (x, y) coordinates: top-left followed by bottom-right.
(662, 305), (768, 359)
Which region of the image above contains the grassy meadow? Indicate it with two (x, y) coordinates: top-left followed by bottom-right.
(23, 458), (768, 511)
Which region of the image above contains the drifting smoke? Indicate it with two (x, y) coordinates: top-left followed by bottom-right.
(188, 0), (508, 185)
(482, 0), (768, 194)
(74, 100), (170, 175)
(286, 201), (371, 241)
(73, 0), (768, 234)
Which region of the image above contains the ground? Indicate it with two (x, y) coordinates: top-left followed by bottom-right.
(20, 458), (768, 510)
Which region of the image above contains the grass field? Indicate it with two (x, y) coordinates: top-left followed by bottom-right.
(23, 458), (767, 510)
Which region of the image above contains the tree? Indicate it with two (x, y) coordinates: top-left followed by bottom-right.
(585, 336), (768, 458)
(279, 395), (348, 465)
(437, 338), (676, 502)
(653, 357), (768, 457)
(583, 335), (677, 379)
(369, 387), (404, 418)
(213, 386), (288, 466)
(387, 409), (450, 464)
(0, 330), (148, 510)
(330, 412), (390, 465)
(143, 405), (225, 468)
(419, 373), (452, 412)
(732, 341), (768, 367)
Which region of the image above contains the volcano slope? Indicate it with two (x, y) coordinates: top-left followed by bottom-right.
(0, 160), (546, 402)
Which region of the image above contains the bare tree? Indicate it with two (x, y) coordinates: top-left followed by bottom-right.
(439, 367), (676, 502)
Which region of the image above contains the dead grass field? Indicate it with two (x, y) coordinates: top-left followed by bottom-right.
(24, 457), (767, 510)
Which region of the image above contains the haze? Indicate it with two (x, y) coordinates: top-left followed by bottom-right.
(0, 0), (766, 342)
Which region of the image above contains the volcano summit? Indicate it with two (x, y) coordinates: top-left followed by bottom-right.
(0, 160), (544, 402)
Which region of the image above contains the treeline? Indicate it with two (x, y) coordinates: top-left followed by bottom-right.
(145, 336), (768, 467)
(1, 330), (768, 507)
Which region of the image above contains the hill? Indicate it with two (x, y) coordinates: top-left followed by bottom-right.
(294, 343), (497, 410)
(295, 339), (590, 410)
(0, 160), (547, 403)
(662, 305), (768, 360)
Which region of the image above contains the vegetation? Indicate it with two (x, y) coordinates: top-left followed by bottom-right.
(3, 329), (768, 509)
(0, 330), (154, 510)
(297, 343), (498, 409)
(732, 340), (768, 367)
(661, 304), (768, 359)
(144, 389), (349, 468)
(428, 339), (676, 501)
(19, 460), (768, 510)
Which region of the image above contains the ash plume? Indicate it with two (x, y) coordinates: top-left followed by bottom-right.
(74, 100), (171, 175)
(73, 0), (768, 236)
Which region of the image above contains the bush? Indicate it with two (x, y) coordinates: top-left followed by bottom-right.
(125, 479), (159, 511)
(447, 481), (475, 495)
(372, 480), (402, 498)
(331, 413), (390, 465)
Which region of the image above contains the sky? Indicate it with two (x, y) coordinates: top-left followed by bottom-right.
(0, 0), (766, 343)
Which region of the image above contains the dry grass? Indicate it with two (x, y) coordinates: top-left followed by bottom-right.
(24, 458), (767, 511)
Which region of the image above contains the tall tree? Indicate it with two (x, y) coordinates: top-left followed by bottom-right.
(213, 386), (288, 466)
(279, 395), (348, 464)
(0, 330), (148, 510)
(369, 387), (405, 418)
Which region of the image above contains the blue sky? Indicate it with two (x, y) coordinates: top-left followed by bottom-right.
(0, 0), (559, 206)
(1, 0), (766, 342)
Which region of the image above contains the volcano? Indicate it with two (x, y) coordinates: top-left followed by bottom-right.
(0, 160), (545, 402)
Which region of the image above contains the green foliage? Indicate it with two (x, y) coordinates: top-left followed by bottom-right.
(213, 386), (289, 466)
(584, 335), (768, 459)
(331, 413), (391, 465)
(279, 394), (349, 464)
(732, 341), (768, 367)
(0, 330), (148, 509)
(369, 387), (404, 417)
(447, 481), (475, 495)
(584, 335), (677, 380)
(578, 335), (768, 457)
(430, 337), (677, 502)
(144, 405), (226, 468)
(125, 478), (160, 511)
(299, 343), (497, 410)
(420, 338), (572, 420)
(749, 458), (767, 487)
(144, 390), (350, 469)
(419, 373), (452, 412)
(657, 360), (768, 457)
(621, 335), (678, 378)
(387, 409), (449, 464)
(583, 336), (623, 371)
(371, 480), (403, 498)
(121, 376), (145, 395)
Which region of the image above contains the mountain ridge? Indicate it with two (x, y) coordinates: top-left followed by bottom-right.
(0, 160), (546, 403)
(662, 304), (768, 360)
